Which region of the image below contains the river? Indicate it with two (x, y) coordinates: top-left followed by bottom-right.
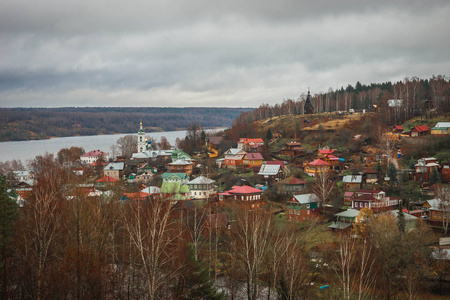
(0, 131), (192, 163)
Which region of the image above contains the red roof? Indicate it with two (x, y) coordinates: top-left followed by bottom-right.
(96, 175), (119, 182)
(81, 150), (108, 157)
(393, 125), (404, 130)
(412, 125), (430, 132)
(123, 191), (151, 200)
(308, 159), (330, 166)
(319, 149), (334, 154)
(227, 185), (263, 195)
(239, 138), (264, 145)
(245, 153), (264, 160)
(278, 176), (307, 185)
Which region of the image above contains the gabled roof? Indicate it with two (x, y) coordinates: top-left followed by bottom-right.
(434, 122), (450, 129)
(319, 149), (334, 155)
(258, 164), (281, 176)
(162, 172), (188, 180)
(344, 191), (354, 197)
(335, 209), (360, 218)
(291, 193), (319, 204)
(141, 186), (161, 194)
(169, 159), (192, 166)
(96, 175), (119, 182)
(277, 176), (307, 185)
(308, 159), (330, 166)
(245, 153), (264, 160)
(238, 138), (264, 145)
(343, 175), (362, 183)
(393, 125), (404, 130)
(104, 163), (124, 171)
(188, 176), (215, 185)
(412, 125), (430, 132)
(360, 168), (378, 175)
(225, 148), (246, 155)
(357, 189), (383, 195)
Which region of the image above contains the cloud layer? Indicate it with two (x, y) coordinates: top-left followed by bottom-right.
(1, 0), (449, 107)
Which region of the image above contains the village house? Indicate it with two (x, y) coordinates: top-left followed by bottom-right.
(412, 157), (440, 181)
(351, 190), (400, 211)
(343, 191), (355, 203)
(280, 142), (305, 157)
(392, 125), (404, 133)
(224, 148), (246, 169)
(103, 162), (124, 180)
(277, 176), (307, 194)
(242, 152), (264, 168)
(187, 176), (216, 200)
(218, 185), (264, 210)
(95, 175), (119, 189)
(258, 163), (283, 183)
(121, 191), (152, 202)
(160, 172), (190, 201)
(304, 159), (331, 177)
(12, 170), (35, 188)
(431, 122), (450, 136)
(342, 175), (363, 190)
(328, 209), (360, 231)
(286, 193), (321, 221)
(81, 150), (109, 164)
(423, 197), (449, 222)
(359, 168), (379, 184)
(237, 138), (264, 152)
(411, 125), (431, 137)
(167, 158), (194, 175)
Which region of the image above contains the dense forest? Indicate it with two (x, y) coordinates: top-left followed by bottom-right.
(225, 75), (450, 141)
(0, 107), (252, 141)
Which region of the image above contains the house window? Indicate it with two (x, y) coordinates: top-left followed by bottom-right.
(307, 210), (310, 215)
(307, 204), (310, 209)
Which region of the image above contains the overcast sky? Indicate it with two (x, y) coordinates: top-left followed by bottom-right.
(0, 0), (449, 108)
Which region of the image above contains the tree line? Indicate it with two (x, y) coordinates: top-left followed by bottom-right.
(0, 107), (251, 141)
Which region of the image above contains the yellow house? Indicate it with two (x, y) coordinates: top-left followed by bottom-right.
(304, 159), (331, 177)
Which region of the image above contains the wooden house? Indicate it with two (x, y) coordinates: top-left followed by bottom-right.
(167, 158), (194, 176)
(187, 176), (216, 200)
(442, 164), (450, 183)
(224, 148), (246, 169)
(328, 209), (360, 231)
(243, 152), (264, 168)
(412, 157), (439, 181)
(392, 125), (404, 133)
(237, 138), (264, 152)
(411, 125), (430, 137)
(277, 176), (307, 194)
(359, 168), (379, 184)
(160, 173), (190, 201)
(103, 162), (124, 180)
(218, 185), (264, 210)
(304, 159), (331, 177)
(280, 142), (305, 157)
(431, 122), (450, 136)
(286, 193), (321, 221)
(342, 175), (363, 190)
(258, 164), (283, 182)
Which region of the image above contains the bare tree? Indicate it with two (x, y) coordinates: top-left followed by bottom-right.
(122, 199), (180, 299)
(434, 185), (450, 236)
(312, 170), (336, 208)
(231, 208), (272, 300)
(116, 135), (137, 157)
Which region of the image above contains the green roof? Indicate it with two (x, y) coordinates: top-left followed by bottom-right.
(162, 172), (188, 180)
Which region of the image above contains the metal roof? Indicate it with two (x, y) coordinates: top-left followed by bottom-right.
(258, 164), (281, 176)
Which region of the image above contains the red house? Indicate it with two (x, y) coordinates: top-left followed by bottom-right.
(218, 185), (264, 210)
(411, 125), (430, 137)
(392, 125), (404, 133)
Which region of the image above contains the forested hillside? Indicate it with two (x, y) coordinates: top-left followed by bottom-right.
(0, 107), (251, 141)
(225, 75), (449, 141)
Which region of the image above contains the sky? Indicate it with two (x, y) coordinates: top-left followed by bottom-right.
(0, 0), (449, 108)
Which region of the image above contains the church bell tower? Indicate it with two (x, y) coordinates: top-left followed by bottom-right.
(137, 121), (146, 152)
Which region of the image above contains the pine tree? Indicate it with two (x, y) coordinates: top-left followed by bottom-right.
(376, 161), (382, 175)
(266, 129), (273, 141)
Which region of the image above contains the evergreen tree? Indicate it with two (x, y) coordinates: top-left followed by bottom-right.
(429, 168), (442, 186)
(376, 161), (382, 175)
(200, 130), (206, 145)
(179, 246), (226, 300)
(0, 175), (19, 299)
(409, 158), (415, 170)
(387, 163), (397, 184)
(397, 201), (406, 234)
(266, 128), (273, 141)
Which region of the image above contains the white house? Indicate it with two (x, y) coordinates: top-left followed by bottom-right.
(80, 150), (109, 164)
(187, 176), (216, 200)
